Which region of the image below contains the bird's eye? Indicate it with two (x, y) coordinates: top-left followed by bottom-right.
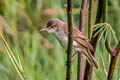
(51, 24), (56, 28)
(51, 25), (54, 27)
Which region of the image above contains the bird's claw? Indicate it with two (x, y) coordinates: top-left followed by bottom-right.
(64, 60), (74, 66)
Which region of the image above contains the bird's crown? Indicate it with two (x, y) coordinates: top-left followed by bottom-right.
(46, 19), (64, 28)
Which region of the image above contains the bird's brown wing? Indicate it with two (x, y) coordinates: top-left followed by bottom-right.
(74, 37), (94, 51)
(72, 27), (90, 41)
(72, 27), (94, 51)
(64, 24), (94, 51)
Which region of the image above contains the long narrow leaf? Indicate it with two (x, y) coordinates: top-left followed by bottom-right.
(104, 29), (108, 42)
(93, 26), (106, 38)
(110, 28), (118, 43)
(93, 23), (118, 44)
(0, 32), (25, 80)
(98, 27), (107, 42)
(93, 23), (105, 31)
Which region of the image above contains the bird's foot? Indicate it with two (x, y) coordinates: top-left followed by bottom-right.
(64, 60), (74, 66)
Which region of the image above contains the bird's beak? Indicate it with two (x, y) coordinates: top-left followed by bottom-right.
(40, 27), (48, 32)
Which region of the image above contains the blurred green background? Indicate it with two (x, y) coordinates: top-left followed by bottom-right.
(0, 0), (120, 80)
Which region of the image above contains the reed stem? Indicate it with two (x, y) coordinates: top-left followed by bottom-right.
(66, 0), (73, 80)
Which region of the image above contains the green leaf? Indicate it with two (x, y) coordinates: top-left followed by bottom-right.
(0, 32), (25, 80)
(93, 23), (118, 44)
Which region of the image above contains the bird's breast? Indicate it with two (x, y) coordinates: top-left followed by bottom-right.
(58, 36), (68, 49)
(53, 31), (68, 49)
(53, 31), (80, 52)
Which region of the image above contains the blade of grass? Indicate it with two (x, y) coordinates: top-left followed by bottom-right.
(0, 32), (25, 80)
(17, 53), (24, 72)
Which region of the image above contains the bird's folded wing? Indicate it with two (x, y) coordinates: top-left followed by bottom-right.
(72, 27), (90, 41)
(64, 24), (94, 51)
(64, 24), (89, 41)
(74, 37), (94, 51)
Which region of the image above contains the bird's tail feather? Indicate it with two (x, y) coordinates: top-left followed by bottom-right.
(82, 49), (99, 69)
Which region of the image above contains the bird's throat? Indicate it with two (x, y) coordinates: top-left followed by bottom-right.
(53, 31), (68, 50)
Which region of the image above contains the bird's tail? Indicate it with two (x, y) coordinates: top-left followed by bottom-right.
(82, 49), (99, 69)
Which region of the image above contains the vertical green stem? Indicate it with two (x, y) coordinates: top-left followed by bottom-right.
(88, 0), (93, 40)
(103, 0), (107, 23)
(66, 0), (73, 80)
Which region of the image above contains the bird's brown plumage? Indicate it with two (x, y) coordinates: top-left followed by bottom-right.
(40, 18), (99, 69)
(63, 24), (94, 51)
(63, 24), (98, 69)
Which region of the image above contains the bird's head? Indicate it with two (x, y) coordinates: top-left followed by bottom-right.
(40, 19), (65, 34)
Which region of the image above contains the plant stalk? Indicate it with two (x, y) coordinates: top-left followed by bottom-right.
(102, 0), (117, 56)
(102, 0), (120, 79)
(77, 0), (87, 80)
(66, 0), (73, 80)
(88, 0), (93, 40)
(83, 0), (103, 80)
(107, 41), (120, 80)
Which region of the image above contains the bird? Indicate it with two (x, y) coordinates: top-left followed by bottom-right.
(40, 18), (99, 69)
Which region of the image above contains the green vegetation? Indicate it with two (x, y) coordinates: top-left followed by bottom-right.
(0, 0), (120, 80)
